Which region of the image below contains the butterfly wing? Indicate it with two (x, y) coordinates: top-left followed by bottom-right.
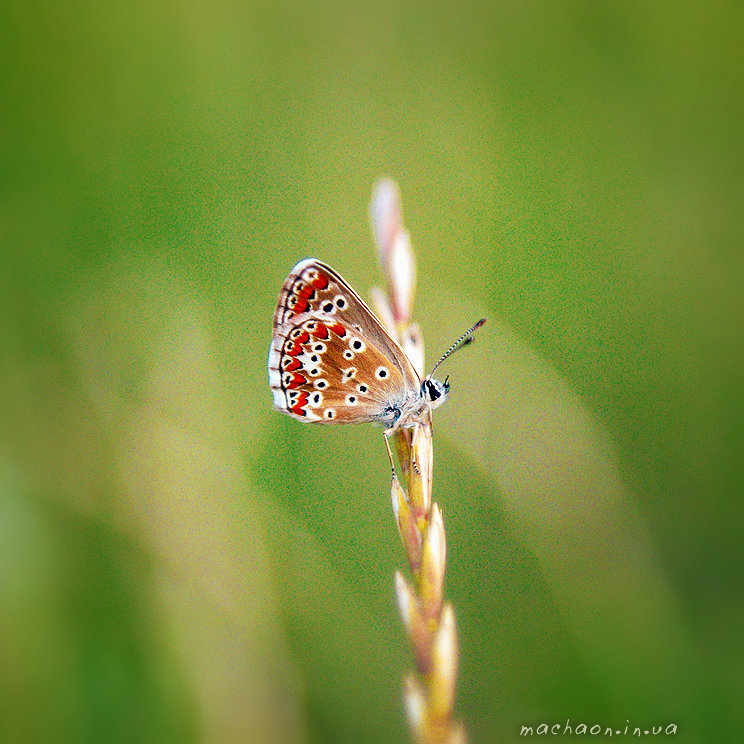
(268, 259), (421, 424)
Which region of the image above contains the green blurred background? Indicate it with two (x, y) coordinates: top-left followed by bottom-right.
(1, 1), (741, 742)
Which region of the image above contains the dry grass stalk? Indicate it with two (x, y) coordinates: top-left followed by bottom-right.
(370, 178), (466, 744)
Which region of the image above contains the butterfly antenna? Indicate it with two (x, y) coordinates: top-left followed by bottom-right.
(428, 318), (486, 378)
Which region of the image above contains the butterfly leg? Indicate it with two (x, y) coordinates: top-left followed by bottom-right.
(383, 421), (422, 481)
(408, 421), (422, 479)
(383, 428), (397, 481)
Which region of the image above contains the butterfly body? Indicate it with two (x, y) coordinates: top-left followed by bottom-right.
(268, 259), (448, 429)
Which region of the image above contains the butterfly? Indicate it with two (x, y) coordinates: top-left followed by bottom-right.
(268, 258), (484, 431)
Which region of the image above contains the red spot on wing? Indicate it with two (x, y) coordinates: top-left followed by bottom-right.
(293, 285), (318, 315)
(312, 323), (329, 339)
(286, 373), (307, 389)
(286, 342), (303, 356)
(312, 271), (329, 290)
(290, 391), (309, 416)
(329, 322), (346, 337)
(284, 357), (301, 372)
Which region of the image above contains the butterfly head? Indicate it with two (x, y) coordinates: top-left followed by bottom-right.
(421, 375), (450, 410)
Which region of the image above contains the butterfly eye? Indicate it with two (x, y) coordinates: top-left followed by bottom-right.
(310, 354), (319, 362)
(424, 380), (440, 401)
(357, 383), (368, 394)
(343, 349), (354, 360)
(310, 392), (323, 406)
(321, 301), (335, 313)
(324, 409), (336, 419)
(375, 366), (389, 379)
(303, 321), (317, 331)
(345, 394), (358, 405)
(313, 343), (326, 352)
(349, 338), (366, 352)
(314, 379), (328, 389)
(334, 296), (347, 309)
(342, 367), (357, 381)
(308, 367), (321, 376)
(290, 329), (303, 339)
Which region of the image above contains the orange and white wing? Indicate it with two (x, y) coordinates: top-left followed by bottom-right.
(268, 259), (420, 424)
